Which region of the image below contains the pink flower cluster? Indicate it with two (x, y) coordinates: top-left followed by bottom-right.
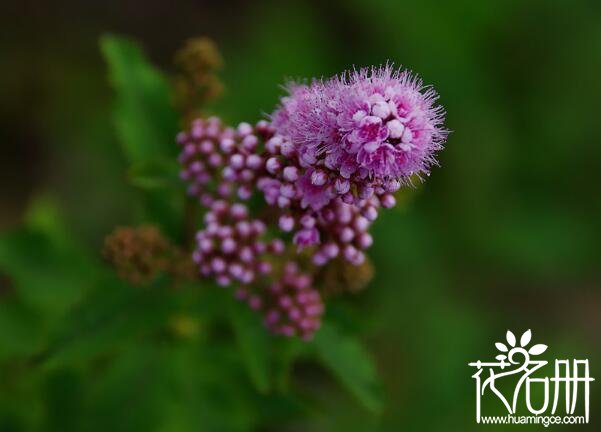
(272, 65), (447, 204)
(178, 116), (272, 206)
(177, 65), (447, 339)
(192, 200), (283, 287)
(236, 262), (323, 339)
(255, 133), (384, 267)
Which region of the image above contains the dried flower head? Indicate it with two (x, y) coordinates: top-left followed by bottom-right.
(317, 257), (374, 297)
(103, 225), (194, 286)
(103, 225), (171, 286)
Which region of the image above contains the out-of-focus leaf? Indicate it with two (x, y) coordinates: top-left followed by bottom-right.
(0, 230), (90, 315)
(37, 275), (179, 370)
(157, 342), (257, 432)
(100, 34), (184, 237)
(0, 197), (96, 321)
(311, 322), (383, 415)
(43, 369), (84, 432)
(100, 34), (178, 164)
(272, 337), (305, 393)
(228, 297), (271, 393)
(0, 299), (46, 357)
(128, 159), (180, 190)
(0, 197), (99, 358)
(86, 343), (168, 432)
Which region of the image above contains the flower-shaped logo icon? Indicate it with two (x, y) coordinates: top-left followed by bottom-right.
(469, 330), (551, 415)
(494, 330), (547, 363)
(470, 329), (594, 423)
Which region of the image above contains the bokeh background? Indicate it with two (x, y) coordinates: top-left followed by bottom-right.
(1, 0), (600, 431)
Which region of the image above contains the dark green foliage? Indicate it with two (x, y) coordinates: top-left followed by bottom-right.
(0, 34), (383, 432)
(1, 1), (600, 430)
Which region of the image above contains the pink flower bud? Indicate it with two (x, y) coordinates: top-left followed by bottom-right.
(357, 232), (373, 249)
(380, 193), (396, 208)
(283, 166), (299, 182)
(279, 215), (294, 232)
(237, 122), (253, 136)
(229, 154), (245, 170)
(220, 138), (235, 153)
(242, 134), (258, 151)
(311, 169), (328, 186)
(266, 157), (281, 174)
(246, 154), (263, 170)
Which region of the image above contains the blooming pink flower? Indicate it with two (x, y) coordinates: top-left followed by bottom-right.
(272, 65), (448, 196)
(296, 169), (334, 211)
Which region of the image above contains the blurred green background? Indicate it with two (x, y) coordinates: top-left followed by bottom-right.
(1, 0), (600, 431)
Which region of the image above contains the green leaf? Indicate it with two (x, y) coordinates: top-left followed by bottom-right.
(128, 158), (180, 190)
(100, 34), (179, 164)
(228, 297), (271, 393)
(157, 342), (257, 432)
(311, 322), (384, 414)
(0, 197), (96, 318)
(100, 34), (184, 237)
(37, 275), (178, 370)
(272, 337), (305, 393)
(0, 298), (46, 357)
(86, 343), (169, 432)
(0, 196), (97, 357)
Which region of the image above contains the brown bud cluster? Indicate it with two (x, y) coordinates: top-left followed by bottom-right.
(173, 37), (224, 119)
(317, 257), (374, 297)
(103, 225), (194, 286)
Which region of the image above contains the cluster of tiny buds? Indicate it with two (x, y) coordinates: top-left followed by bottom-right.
(177, 117), (274, 206)
(178, 117), (401, 339)
(192, 200), (284, 287)
(256, 134), (397, 266)
(306, 197), (377, 267)
(259, 134), (400, 209)
(235, 262), (323, 340)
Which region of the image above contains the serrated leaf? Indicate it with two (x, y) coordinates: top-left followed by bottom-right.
(311, 322), (383, 414)
(100, 34), (184, 237)
(495, 342), (508, 352)
(506, 330), (516, 347)
(100, 34), (178, 164)
(228, 297), (271, 393)
(520, 329), (532, 347)
(528, 344), (548, 356)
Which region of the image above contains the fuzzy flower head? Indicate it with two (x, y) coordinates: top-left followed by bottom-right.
(272, 65), (448, 187)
